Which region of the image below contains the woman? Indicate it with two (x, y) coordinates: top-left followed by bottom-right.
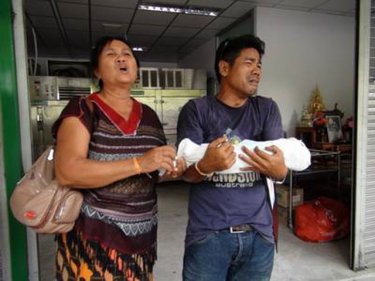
(52, 36), (186, 281)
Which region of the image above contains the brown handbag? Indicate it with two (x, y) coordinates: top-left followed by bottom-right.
(10, 146), (83, 233)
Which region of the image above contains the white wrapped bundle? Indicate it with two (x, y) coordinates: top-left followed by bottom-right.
(177, 137), (311, 174)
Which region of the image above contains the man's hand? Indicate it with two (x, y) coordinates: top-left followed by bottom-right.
(239, 145), (288, 180)
(197, 136), (237, 175)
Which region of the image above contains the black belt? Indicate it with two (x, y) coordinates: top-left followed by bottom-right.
(227, 224), (253, 233)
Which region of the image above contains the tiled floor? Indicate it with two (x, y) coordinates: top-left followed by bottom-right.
(38, 181), (375, 281)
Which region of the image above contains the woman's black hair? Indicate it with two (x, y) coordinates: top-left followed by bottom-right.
(90, 36), (140, 89)
(214, 34), (265, 83)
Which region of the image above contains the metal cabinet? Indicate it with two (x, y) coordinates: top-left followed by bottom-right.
(132, 89), (204, 144)
(137, 68), (207, 90)
(28, 74), (206, 161)
(30, 101), (68, 160)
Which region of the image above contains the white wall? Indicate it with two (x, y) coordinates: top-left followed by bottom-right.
(178, 38), (217, 79)
(178, 7), (355, 136)
(254, 7), (355, 136)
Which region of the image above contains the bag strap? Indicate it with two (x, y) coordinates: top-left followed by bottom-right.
(83, 95), (97, 133)
(85, 96), (94, 113)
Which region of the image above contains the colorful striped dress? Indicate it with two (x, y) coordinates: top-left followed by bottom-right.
(52, 93), (166, 281)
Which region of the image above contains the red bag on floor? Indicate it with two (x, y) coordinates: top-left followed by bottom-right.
(294, 197), (350, 242)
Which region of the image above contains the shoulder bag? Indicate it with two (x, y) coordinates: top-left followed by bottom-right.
(10, 146), (83, 233)
(10, 97), (94, 233)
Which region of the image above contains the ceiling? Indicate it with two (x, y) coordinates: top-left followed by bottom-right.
(24, 0), (356, 63)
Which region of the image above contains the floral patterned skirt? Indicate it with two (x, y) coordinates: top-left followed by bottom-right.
(55, 228), (156, 281)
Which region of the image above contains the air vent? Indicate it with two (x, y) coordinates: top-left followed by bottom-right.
(56, 77), (93, 100)
(57, 86), (91, 100)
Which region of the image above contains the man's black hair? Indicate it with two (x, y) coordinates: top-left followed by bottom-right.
(214, 34), (265, 83)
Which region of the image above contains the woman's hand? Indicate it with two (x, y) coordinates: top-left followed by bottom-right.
(167, 157), (187, 178)
(158, 156), (187, 182)
(137, 145), (177, 174)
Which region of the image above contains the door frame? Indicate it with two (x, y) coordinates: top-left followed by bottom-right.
(352, 0), (371, 271)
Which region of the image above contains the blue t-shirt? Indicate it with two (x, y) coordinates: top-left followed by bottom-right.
(176, 95), (284, 247)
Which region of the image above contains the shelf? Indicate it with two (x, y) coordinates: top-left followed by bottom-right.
(312, 143), (352, 153)
(287, 149), (341, 229)
(293, 168), (339, 176)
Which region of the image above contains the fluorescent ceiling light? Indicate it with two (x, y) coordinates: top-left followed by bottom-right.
(132, 47), (145, 52)
(101, 23), (123, 28)
(138, 3), (219, 17)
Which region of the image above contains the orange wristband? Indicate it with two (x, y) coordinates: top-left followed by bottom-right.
(133, 157), (142, 174)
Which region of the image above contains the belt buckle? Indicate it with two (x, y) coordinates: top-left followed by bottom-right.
(229, 225), (246, 234)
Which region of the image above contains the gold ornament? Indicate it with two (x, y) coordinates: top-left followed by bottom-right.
(309, 85), (325, 114)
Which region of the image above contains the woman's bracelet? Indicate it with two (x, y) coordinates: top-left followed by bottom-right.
(133, 157), (142, 175)
(194, 161), (214, 177)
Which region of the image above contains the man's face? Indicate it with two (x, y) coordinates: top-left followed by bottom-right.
(221, 48), (262, 97)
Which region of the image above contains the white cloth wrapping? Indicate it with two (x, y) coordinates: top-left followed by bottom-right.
(177, 137), (311, 174)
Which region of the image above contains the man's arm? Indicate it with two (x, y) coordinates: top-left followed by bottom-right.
(182, 136), (236, 183)
(243, 98), (288, 180)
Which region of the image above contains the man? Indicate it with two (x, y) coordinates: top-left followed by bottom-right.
(176, 34), (288, 281)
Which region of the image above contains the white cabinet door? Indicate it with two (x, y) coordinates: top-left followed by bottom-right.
(160, 96), (194, 131)
(133, 96), (158, 113)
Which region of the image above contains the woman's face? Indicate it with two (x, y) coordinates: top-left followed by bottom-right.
(95, 40), (138, 88)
